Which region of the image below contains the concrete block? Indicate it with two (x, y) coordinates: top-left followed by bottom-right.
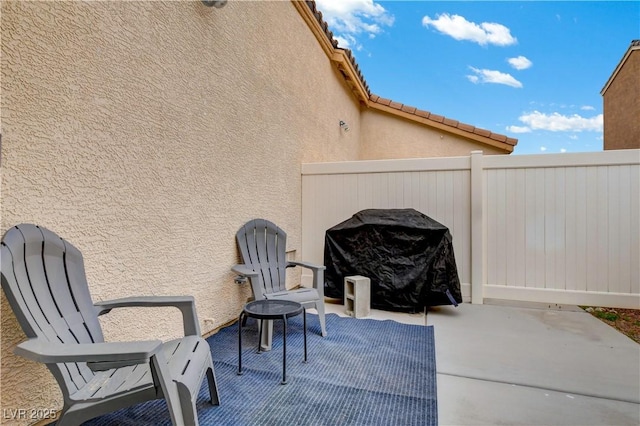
(344, 275), (370, 318)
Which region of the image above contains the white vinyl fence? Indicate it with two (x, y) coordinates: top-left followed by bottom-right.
(301, 150), (640, 309)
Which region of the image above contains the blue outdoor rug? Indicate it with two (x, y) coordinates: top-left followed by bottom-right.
(84, 313), (437, 425)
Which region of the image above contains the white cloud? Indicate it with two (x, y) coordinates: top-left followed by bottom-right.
(560, 148), (567, 153)
(508, 56), (532, 70)
(517, 111), (603, 132)
(580, 105), (595, 111)
(422, 13), (517, 46)
(467, 67), (523, 88)
(540, 146), (547, 152)
(315, 0), (394, 48)
(506, 125), (531, 133)
(335, 34), (358, 50)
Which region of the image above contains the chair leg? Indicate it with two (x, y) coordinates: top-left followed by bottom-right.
(316, 302), (327, 337)
(177, 382), (198, 426)
(260, 319), (274, 351)
(151, 352), (186, 426)
(207, 364), (220, 406)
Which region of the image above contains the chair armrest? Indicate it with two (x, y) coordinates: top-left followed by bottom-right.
(232, 264), (268, 299)
(15, 339), (162, 369)
(94, 296), (201, 336)
(287, 260), (326, 271)
(287, 261), (325, 297)
(231, 264), (259, 279)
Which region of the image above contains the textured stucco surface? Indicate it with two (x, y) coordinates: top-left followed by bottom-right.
(1, 1), (506, 422)
(0, 1), (360, 422)
(360, 109), (505, 159)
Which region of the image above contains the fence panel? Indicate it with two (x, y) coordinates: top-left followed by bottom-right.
(302, 150), (640, 308)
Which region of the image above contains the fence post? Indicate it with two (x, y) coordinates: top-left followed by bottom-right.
(470, 151), (484, 304)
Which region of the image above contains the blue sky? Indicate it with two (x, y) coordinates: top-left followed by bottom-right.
(314, 1), (640, 155)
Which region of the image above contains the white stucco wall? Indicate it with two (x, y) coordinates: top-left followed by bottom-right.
(0, 1), (360, 422)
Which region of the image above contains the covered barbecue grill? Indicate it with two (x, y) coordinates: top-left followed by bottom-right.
(324, 208), (462, 312)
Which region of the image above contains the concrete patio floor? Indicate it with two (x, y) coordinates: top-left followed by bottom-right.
(323, 299), (640, 426)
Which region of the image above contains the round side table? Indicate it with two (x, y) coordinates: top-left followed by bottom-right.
(238, 299), (307, 384)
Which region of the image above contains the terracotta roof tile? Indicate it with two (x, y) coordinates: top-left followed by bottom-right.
(306, 1), (338, 48)
(443, 118), (459, 127)
(376, 97), (392, 106)
(389, 101), (403, 109)
(489, 133), (507, 143)
(415, 109), (431, 119)
(401, 105), (417, 114)
(457, 123), (475, 132)
(428, 114), (444, 123)
(473, 128), (491, 138)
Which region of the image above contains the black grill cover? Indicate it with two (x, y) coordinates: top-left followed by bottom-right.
(324, 208), (462, 312)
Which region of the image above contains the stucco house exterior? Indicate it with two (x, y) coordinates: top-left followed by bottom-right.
(0, 1), (516, 421)
(601, 39), (640, 150)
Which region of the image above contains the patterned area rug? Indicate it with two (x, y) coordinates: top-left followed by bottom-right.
(85, 313), (437, 426)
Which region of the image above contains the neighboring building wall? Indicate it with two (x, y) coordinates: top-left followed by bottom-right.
(603, 47), (640, 150)
(361, 109), (506, 159)
(0, 1), (361, 420)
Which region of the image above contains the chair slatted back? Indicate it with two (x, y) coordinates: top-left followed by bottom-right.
(236, 219), (288, 296)
(1, 224), (103, 396)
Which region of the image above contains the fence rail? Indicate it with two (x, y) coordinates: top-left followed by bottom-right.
(301, 150), (640, 308)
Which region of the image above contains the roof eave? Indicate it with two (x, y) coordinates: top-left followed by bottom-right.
(292, 1), (336, 57)
(292, 2), (370, 104)
(331, 50), (370, 105)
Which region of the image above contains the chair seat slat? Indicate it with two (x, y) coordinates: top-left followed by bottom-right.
(72, 364), (152, 401)
(265, 288), (320, 304)
(163, 336), (210, 400)
(62, 361), (91, 393)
